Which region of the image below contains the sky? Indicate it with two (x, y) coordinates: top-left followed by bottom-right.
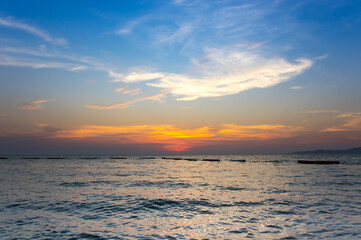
(1, 0), (361, 155)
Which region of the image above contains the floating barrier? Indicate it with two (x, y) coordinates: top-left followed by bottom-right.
(110, 157), (127, 159)
(0, 157), (8, 159)
(46, 157), (66, 159)
(184, 158), (197, 161)
(79, 157), (99, 159)
(202, 159), (220, 162)
(162, 157), (173, 159)
(139, 157), (156, 159)
(298, 160), (340, 164)
(22, 157), (42, 159)
(266, 160), (279, 163)
(172, 158), (182, 160)
(230, 159), (246, 162)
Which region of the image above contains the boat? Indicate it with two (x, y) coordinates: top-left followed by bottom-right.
(298, 160), (340, 164)
(202, 158), (220, 162)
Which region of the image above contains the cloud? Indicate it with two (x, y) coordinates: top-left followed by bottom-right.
(122, 72), (165, 83)
(321, 112), (361, 132)
(71, 66), (88, 71)
(115, 86), (127, 92)
(0, 46), (125, 77)
(108, 70), (124, 81)
(115, 86), (141, 95)
(217, 124), (303, 140)
(173, 0), (186, 5)
(52, 123), (302, 151)
(119, 48), (312, 100)
(157, 23), (194, 43)
(0, 54), (88, 71)
(290, 85), (303, 90)
(116, 15), (150, 35)
(245, 41), (268, 50)
(18, 99), (48, 110)
(0, 46), (93, 71)
(0, 113), (8, 117)
(122, 88), (141, 95)
(314, 54), (329, 60)
(302, 110), (339, 114)
(86, 90), (168, 109)
(0, 17), (67, 46)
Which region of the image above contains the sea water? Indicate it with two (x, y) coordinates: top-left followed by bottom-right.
(0, 154), (360, 239)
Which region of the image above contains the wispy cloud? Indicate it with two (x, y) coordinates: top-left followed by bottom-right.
(0, 46), (94, 72)
(245, 41), (268, 50)
(321, 112), (361, 132)
(0, 17), (67, 46)
(218, 124), (303, 140)
(0, 46), (125, 78)
(115, 86), (127, 92)
(157, 23), (194, 43)
(122, 88), (141, 95)
(116, 15), (150, 35)
(173, 0), (186, 5)
(0, 113), (8, 117)
(302, 110), (339, 114)
(290, 85), (303, 90)
(18, 99), (48, 110)
(86, 90), (168, 109)
(115, 86), (141, 95)
(121, 72), (165, 83)
(108, 70), (124, 81)
(118, 47), (312, 100)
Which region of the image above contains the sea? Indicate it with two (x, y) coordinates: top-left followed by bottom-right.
(0, 154), (360, 239)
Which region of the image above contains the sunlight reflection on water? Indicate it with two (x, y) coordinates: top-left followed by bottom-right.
(0, 154), (360, 239)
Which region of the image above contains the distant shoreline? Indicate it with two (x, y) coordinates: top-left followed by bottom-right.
(291, 147), (361, 154)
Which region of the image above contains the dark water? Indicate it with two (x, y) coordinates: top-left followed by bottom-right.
(0, 154), (360, 239)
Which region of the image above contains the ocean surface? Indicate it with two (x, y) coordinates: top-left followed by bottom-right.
(0, 154), (360, 239)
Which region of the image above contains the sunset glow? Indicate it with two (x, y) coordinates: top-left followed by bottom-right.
(0, 0), (361, 154)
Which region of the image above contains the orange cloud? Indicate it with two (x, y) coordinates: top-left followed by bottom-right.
(122, 88), (141, 95)
(52, 123), (302, 151)
(218, 124), (301, 140)
(18, 99), (48, 110)
(115, 86), (127, 92)
(321, 112), (361, 132)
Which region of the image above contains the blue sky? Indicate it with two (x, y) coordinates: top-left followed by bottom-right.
(1, 0), (361, 154)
